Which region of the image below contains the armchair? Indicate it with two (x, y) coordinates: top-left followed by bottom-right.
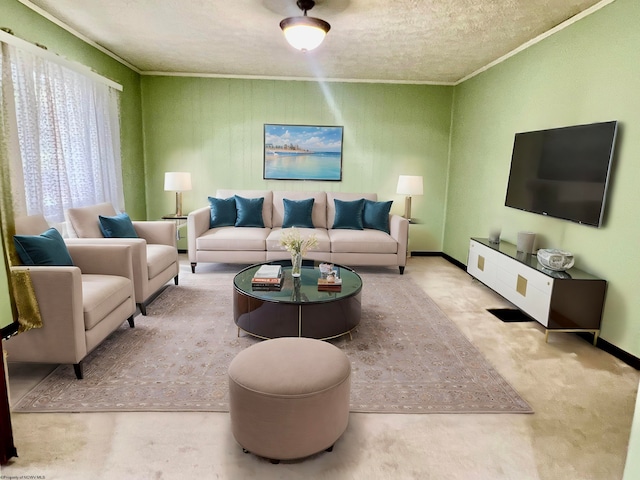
(66, 203), (179, 315)
(5, 215), (136, 379)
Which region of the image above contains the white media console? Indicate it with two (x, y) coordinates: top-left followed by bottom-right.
(467, 238), (607, 344)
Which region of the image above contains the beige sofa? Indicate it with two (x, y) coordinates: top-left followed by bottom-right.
(66, 203), (180, 315)
(5, 214), (136, 379)
(188, 190), (409, 274)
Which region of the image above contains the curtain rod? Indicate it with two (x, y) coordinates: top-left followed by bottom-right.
(0, 28), (123, 92)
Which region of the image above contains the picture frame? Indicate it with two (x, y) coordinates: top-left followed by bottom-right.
(264, 124), (343, 181)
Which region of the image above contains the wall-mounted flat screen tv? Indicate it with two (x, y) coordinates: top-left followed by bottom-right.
(504, 121), (618, 227)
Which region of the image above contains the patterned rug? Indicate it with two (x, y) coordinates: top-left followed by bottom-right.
(12, 266), (532, 414)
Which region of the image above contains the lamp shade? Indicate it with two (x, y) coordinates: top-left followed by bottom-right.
(396, 175), (424, 196)
(164, 172), (192, 192)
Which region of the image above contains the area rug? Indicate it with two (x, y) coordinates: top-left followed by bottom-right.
(12, 267), (532, 414)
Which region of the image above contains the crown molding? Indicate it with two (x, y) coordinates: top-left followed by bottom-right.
(456, 0), (616, 85)
(17, 0), (141, 74)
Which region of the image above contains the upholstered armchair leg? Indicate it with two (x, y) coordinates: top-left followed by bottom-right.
(191, 263), (197, 273)
(399, 266), (405, 274)
(73, 363), (84, 380)
(127, 316), (135, 328)
(138, 302), (147, 316)
(174, 275), (179, 285)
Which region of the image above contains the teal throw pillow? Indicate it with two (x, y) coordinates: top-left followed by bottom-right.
(235, 195), (264, 227)
(208, 196), (237, 228)
(363, 199), (393, 234)
(13, 227), (74, 266)
(98, 213), (138, 238)
(282, 198), (315, 228)
(332, 198), (365, 230)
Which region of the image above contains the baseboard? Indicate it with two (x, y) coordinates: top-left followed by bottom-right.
(178, 249), (187, 254)
(412, 251), (466, 269)
(412, 251), (640, 370)
(580, 334), (640, 370)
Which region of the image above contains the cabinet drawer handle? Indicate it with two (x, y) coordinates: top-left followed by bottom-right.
(517, 275), (527, 296)
(477, 255), (485, 271)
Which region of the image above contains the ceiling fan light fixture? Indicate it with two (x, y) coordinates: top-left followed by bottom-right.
(280, 0), (330, 52)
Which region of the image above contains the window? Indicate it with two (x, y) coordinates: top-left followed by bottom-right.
(1, 41), (124, 223)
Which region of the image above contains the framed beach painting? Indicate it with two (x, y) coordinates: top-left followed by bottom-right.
(264, 124), (343, 181)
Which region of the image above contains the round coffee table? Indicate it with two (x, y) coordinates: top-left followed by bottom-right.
(233, 261), (362, 340)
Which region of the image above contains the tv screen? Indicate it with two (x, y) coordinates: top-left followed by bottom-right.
(504, 121), (618, 227)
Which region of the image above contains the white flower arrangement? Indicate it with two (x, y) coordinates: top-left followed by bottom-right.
(279, 227), (318, 256)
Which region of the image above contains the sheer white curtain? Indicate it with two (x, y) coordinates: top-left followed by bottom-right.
(2, 41), (124, 223)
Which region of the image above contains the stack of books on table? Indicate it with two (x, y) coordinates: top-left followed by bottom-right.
(252, 264), (284, 290)
(317, 276), (342, 292)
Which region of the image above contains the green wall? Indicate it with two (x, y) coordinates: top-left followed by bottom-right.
(0, 0), (143, 329)
(141, 77), (453, 252)
(445, 0), (640, 354)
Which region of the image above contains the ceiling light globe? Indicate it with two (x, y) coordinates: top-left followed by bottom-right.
(280, 17), (330, 52)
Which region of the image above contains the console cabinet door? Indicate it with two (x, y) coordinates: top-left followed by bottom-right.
(494, 257), (553, 326)
(467, 240), (498, 290)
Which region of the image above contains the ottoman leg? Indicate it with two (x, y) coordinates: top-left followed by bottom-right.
(326, 444), (334, 452)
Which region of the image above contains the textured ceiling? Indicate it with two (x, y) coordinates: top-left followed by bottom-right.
(22, 0), (605, 84)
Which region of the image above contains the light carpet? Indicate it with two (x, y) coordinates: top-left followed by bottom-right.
(12, 267), (532, 414)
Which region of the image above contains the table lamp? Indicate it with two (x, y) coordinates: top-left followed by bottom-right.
(164, 172), (192, 217)
(396, 175), (423, 221)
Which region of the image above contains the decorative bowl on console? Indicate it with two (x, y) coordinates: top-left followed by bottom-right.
(536, 249), (575, 271)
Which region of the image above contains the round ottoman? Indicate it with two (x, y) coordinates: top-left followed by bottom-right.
(228, 337), (351, 462)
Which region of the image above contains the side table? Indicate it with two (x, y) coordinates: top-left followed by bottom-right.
(162, 215), (188, 252)
(162, 215), (188, 239)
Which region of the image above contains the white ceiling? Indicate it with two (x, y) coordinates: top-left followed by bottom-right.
(21, 0), (607, 84)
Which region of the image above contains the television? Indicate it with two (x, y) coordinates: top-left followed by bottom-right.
(504, 121), (618, 227)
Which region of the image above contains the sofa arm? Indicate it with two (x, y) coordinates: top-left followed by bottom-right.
(66, 244), (134, 280)
(66, 238), (147, 296)
(188, 206), (211, 262)
(132, 221), (176, 248)
(7, 265), (86, 363)
(389, 215), (409, 259)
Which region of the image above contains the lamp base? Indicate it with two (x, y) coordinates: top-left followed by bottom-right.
(403, 196), (412, 221)
(175, 192), (183, 217)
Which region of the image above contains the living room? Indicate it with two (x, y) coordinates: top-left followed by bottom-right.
(2, 0), (640, 478)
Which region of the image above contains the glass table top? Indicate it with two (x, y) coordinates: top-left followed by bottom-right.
(234, 261), (363, 305)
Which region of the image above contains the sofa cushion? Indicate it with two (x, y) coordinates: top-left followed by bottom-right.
(14, 228), (74, 266)
(217, 190), (273, 228)
(272, 191), (327, 228)
(328, 229), (398, 254)
(208, 196), (237, 227)
(98, 213), (138, 238)
(326, 193), (377, 228)
(363, 200), (393, 234)
(15, 214), (50, 235)
(235, 195), (265, 227)
(197, 227), (270, 251)
(266, 228), (331, 253)
(66, 203), (118, 238)
(146, 244), (179, 279)
(81, 274), (133, 330)
(332, 198), (365, 230)
(282, 198), (315, 228)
